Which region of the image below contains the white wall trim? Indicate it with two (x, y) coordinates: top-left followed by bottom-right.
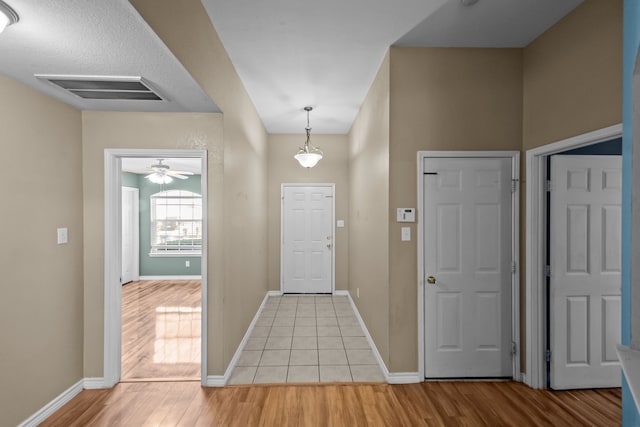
(343, 291), (420, 384)
(83, 377), (106, 389)
(280, 183), (335, 294)
(386, 372), (423, 384)
(138, 275), (203, 280)
(104, 149), (208, 388)
(17, 380), (84, 427)
(417, 150), (521, 381)
(524, 124), (622, 389)
(205, 291), (279, 387)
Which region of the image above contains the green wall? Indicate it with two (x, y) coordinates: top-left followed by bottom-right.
(122, 172), (202, 276)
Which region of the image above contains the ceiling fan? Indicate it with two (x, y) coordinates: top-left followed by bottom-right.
(144, 159), (193, 184)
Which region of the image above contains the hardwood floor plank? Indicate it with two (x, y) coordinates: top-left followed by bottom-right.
(41, 381), (621, 427)
(121, 280), (201, 381)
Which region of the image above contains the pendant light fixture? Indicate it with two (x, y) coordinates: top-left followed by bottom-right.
(294, 106), (323, 168)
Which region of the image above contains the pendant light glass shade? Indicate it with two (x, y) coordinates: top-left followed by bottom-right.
(295, 106), (323, 168)
(294, 151), (323, 168)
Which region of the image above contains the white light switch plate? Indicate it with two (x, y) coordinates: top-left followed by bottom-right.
(57, 227), (68, 244)
(401, 227), (411, 241)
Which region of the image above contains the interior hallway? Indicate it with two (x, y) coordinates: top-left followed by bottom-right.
(229, 294), (385, 384)
(121, 280), (201, 381)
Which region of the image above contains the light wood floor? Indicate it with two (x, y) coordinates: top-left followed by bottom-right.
(41, 381), (620, 426)
(121, 280), (201, 381)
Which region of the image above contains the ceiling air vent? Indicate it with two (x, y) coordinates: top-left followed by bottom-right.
(34, 75), (165, 101)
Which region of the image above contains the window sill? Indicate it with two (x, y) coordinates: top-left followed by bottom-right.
(148, 252), (202, 258)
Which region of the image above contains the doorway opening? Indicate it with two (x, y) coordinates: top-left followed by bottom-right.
(542, 140), (622, 390)
(119, 157), (203, 382)
(525, 124), (622, 389)
(417, 151), (520, 381)
(104, 149), (208, 387)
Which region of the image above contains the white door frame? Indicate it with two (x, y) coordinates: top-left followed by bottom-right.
(280, 183), (336, 294)
(524, 124), (622, 389)
(121, 186), (139, 284)
(417, 151), (520, 381)
(104, 148), (208, 387)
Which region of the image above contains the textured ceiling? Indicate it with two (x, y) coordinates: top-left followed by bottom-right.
(0, 0), (583, 134)
(0, 0), (219, 113)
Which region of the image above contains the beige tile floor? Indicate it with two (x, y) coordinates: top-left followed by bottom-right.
(228, 294), (385, 385)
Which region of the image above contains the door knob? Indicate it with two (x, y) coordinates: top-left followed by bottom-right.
(327, 243), (332, 250)
(427, 276), (437, 285)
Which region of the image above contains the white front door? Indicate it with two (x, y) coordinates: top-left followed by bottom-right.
(282, 185), (334, 294)
(423, 157), (513, 378)
(550, 155), (622, 389)
(121, 186), (139, 284)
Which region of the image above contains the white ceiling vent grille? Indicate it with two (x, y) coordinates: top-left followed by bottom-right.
(34, 75), (166, 101)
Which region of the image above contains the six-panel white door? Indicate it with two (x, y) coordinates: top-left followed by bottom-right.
(423, 157), (513, 378)
(282, 185), (333, 294)
(550, 155), (622, 389)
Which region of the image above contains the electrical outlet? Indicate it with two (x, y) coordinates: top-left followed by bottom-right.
(185, 260), (190, 267)
(357, 287), (360, 298)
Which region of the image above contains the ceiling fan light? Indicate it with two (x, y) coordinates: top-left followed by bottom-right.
(146, 173), (173, 184)
(0, 1), (18, 34)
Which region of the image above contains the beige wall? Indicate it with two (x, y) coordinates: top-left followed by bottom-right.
(523, 0), (622, 150)
(388, 47), (524, 371)
(130, 0), (269, 372)
(348, 53), (391, 366)
(81, 111), (224, 376)
(519, 0), (622, 369)
(0, 76), (84, 426)
(267, 134), (349, 291)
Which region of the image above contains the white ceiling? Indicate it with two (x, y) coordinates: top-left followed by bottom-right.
(0, 0), (583, 134)
(121, 158), (202, 175)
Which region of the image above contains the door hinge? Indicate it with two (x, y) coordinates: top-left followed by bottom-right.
(545, 349), (552, 362)
(511, 341), (517, 355)
(511, 179), (519, 194)
(545, 179), (552, 192)
(544, 265), (551, 277)
(511, 261), (517, 274)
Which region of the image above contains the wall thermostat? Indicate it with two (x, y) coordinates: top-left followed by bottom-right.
(397, 208), (416, 223)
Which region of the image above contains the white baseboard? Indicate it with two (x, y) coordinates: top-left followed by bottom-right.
(83, 377), (106, 389)
(204, 375), (226, 387)
(343, 291), (421, 384)
(386, 372), (422, 384)
(139, 275), (202, 280)
(206, 292), (275, 387)
(333, 290), (349, 296)
(17, 379), (84, 427)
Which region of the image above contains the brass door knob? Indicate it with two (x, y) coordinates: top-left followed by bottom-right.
(427, 276), (437, 285)
(327, 243), (332, 250)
